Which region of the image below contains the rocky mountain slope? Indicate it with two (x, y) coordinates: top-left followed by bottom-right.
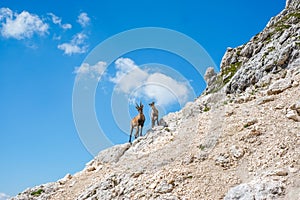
(12, 1), (300, 199)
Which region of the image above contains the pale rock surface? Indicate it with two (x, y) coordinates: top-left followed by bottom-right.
(224, 178), (285, 200)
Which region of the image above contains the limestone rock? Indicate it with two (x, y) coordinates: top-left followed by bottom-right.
(286, 0), (300, 9)
(289, 102), (300, 113)
(86, 166), (96, 172)
(244, 118), (258, 128)
(95, 143), (131, 164)
(218, 2), (300, 94)
(230, 145), (244, 159)
(256, 96), (275, 105)
(215, 153), (231, 168)
(277, 45), (292, 66)
(267, 78), (292, 95)
(286, 109), (300, 122)
(154, 180), (174, 194)
(224, 179), (285, 200)
(204, 67), (217, 87)
(158, 118), (168, 127)
(58, 173), (72, 185)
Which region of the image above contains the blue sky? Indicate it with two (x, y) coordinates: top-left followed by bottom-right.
(0, 0), (285, 198)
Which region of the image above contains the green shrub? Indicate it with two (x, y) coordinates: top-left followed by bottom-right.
(203, 106), (210, 112)
(31, 189), (44, 196)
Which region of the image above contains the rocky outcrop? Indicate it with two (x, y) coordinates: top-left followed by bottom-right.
(204, 0), (300, 94)
(286, 102), (300, 122)
(286, 0), (300, 9)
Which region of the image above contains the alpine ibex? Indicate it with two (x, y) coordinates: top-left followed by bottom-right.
(149, 102), (159, 128)
(129, 102), (145, 143)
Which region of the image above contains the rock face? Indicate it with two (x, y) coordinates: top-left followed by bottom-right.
(11, 1), (300, 200)
(286, 0), (300, 9)
(204, 0), (300, 94)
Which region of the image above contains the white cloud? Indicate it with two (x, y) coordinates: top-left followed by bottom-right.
(58, 32), (88, 55)
(0, 7), (48, 39)
(77, 12), (90, 27)
(0, 8), (12, 20)
(143, 73), (189, 106)
(74, 61), (107, 81)
(52, 33), (61, 40)
(110, 58), (149, 93)
(48, 13), (72, 30)
(61, 23), (72, 30)
(48, 13), (60, 24)
(110, 58), (191, 106)
(0, 192), (10, 200)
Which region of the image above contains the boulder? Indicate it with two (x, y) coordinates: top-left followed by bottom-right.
(230, 145), (244, 159)
(204, 67), (217, 86)
(286, 109), (300, 122)
(95, 143), (131, 164)
(267, 78), (292, 95)
(224, 179), (285, 200)
(154, 180), (174, 194)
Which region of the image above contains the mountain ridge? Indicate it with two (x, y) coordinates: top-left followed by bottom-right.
(11, 1), (300, 199)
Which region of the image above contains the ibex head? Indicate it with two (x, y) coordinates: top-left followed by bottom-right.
(149, 102), (155, 107)
(135, 102), (144, 113)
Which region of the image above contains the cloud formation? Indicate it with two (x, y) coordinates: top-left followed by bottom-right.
(58, 12), (91, 55)
(110, 58), (149, 94)
(110, 58), (191, 106)
(0, 193), (10, 200)
(0, 7), (91, 56)
(0, 8), (48, 39)
(77, 12), (90, 27)
(58, 32), (88, 55)
(74, 61), (107, 81)
(48, 13), (72, 30)
(142, 73), (189, 106)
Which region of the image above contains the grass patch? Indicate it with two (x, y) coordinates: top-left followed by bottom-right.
(262, 51), (269, 63)
(31, 189), (44, 197)
(275, 24), (291, 32)
(267, 46), (275, 52)
(252, 33), (260, 41)
(208, 75), (223, 93)
(264, 34), (272, 44)
(243, 124), (249, 128)
(250, 89), (257, 95)
(281, 11), (300, 23)
(270, 11), (299, 35)
(203, 106), (210, 112)
(222, 62), (242, 84)
(207, 61), (242, 94)
(164, 127), (170, 132)
(198, 144), (205, 151)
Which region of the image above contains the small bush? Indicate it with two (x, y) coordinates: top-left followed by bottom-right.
(222, 62), (242, 84)
(198, 144), (205, 151)
(203, 106), (210, 112)
(31, 189), (44, 196)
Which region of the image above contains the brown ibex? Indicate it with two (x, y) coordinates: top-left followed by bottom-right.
(149, 102), (159, 128)
(129, 102), (145, 143)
